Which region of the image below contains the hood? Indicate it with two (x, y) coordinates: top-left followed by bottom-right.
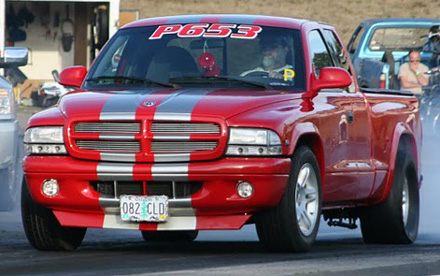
(58, 88), (303, 121)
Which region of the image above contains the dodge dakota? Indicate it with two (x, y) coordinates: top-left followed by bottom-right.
(22, 15), (422, 252)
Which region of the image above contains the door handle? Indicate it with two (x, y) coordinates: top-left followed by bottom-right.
(347, 110), (354, 123)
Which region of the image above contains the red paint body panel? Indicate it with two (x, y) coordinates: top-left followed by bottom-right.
(196, 215), (252, 230)
(53, 211), (105, 228)
(23, 15), (422, 232)
(54, 210), (251, 230)
(24, 156), (290, 220)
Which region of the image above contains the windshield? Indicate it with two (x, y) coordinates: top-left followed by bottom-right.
(84, 24), (305, 90)
(368, 27), (431, 51)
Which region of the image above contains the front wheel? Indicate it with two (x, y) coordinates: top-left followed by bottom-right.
(255, 146), (322, 252)
(360, 151), (419, 244)
(21, 178), (87, 251)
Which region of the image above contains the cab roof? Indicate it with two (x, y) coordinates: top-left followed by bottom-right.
(122, 14), (310, 30)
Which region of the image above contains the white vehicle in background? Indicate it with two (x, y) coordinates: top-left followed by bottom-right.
(33, 70), (75, 108)
(0, 47), (28, 211)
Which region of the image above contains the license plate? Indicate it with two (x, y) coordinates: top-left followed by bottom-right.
(120, 195), (168, 222)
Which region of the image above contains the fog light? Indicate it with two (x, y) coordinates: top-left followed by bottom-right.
(42, 179), (59, 197)
(237, 181), (253, 198)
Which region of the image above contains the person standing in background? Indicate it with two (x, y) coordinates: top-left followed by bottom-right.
(398, 49), (429, 94)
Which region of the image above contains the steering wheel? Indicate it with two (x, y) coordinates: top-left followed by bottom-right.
(242, 71), (269, 78)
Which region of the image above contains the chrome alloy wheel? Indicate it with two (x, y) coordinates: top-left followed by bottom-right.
(295, 163), (319, 236)
(402, 176), (410, 227)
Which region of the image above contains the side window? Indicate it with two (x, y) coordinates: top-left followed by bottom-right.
(322, 30), (350, 72)
(348, 26), (363, 54)
(308, 30), (333, 75)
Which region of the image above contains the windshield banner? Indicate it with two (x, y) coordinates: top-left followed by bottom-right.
(149, 24), (262, 40)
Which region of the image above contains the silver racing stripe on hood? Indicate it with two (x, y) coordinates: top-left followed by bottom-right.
(100, 89), (161, 121)
(154, 89), (214, 121)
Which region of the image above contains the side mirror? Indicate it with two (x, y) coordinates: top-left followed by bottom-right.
(311, 67), (352, 93)
(0, 47), (28, 68)
(58, 66), (87, 88)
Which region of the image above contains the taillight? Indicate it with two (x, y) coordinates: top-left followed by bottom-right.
(379, 73), (386, 89)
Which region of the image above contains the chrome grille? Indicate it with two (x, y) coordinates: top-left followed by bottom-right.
(76, 140), (140, 152)
(151, 122), (220, 134)
(71, 121), (222, 162)
(151, 141), (218, 152)
(75, 122), (141, 133)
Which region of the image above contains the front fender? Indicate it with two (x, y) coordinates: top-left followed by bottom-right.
(287, 122), (321, 155)
(287, 122), (325, 188)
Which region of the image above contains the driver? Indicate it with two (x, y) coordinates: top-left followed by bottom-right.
(241, 35), (292, 79)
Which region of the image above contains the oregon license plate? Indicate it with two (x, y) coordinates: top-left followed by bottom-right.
(120, 195), (168, 222)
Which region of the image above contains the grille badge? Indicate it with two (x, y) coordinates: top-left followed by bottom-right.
(143, 101), (156, 107)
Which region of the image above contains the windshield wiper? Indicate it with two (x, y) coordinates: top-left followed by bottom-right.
(170, 76), (272, 89)
(86, 76), (176, 88)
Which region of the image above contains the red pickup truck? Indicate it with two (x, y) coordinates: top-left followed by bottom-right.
(22, 15), (422, 252)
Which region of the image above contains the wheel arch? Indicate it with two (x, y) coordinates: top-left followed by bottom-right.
(380, 123), (420, 203)
(288, 122), (325, 188)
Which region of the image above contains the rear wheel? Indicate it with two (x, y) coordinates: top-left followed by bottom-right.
(255, 146), (322, 252)
(360, 150), (419, 244)
(141, 230), (198, 242)
(21, 178), (87, 251)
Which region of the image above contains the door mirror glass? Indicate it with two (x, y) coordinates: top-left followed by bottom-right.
(0, 47), (28, 68)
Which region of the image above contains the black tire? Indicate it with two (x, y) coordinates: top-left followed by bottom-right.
(255, 146), (322, 252)
(141, 230), (198, 242)
(21, 177), (87, 251)
(360, 150), (419, 244)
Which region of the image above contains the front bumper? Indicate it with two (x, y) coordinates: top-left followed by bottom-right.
(0, 119), (18, 169)
(24, 156), (291, 230)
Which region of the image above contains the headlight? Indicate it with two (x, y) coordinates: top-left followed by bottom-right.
(24, 127), (64, 143)
(226, 128), (282, 156)
(0, 88), (13, 115)
(24, 126), (67, 155)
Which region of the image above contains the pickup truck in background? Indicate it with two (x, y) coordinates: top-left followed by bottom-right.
(22, 15), (422, 253)
(0, 47), (28, 211)
(347, 18), (440, 89)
